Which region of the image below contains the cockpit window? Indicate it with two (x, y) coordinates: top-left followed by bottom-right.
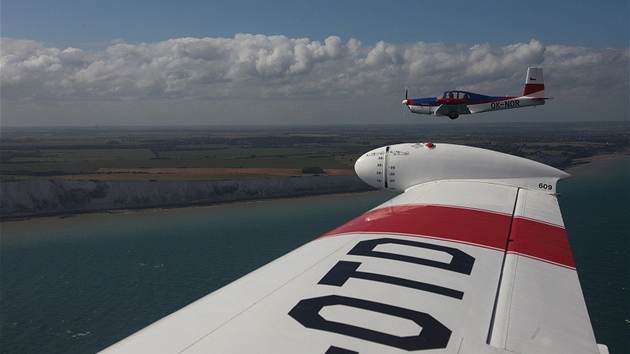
(443, 91), (470, 100)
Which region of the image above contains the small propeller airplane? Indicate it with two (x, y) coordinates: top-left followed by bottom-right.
(402, 67), (549, 119)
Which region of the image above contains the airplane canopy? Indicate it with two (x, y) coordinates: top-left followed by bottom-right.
(442, 90), (494, 102)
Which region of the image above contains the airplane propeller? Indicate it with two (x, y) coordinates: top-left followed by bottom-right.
(402, 89), (409, 117)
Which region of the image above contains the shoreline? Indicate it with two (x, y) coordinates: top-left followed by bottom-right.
(0, 189), (384, 224)
(0, 175), (374, 222)
(0, 190), (392, 248)
(564, 153), (629, 173)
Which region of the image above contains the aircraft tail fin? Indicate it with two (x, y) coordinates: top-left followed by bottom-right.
(523, 67), (545, 97)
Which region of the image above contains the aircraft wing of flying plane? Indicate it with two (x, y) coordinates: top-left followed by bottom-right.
(402, 67), (550, 119)
(100, 143), (608, 354)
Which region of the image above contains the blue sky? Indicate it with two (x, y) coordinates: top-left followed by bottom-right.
(3, 0), (628, 49)
(1, 0), (628, 126)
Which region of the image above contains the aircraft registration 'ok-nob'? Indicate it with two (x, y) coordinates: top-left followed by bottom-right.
(100, 143), (609, 353)
(402, 67), (549, 119)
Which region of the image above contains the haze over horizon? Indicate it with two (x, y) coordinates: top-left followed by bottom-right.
(2, 0), (628, 127)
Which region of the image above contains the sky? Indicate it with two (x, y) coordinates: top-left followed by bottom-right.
(1, 0), (629, 126)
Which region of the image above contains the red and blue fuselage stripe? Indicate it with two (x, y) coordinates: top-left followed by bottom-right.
(407, 91), (519, 107)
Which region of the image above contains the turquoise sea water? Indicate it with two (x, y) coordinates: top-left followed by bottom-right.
(1, 156), (628, 353)
(558, 156), (629, 353)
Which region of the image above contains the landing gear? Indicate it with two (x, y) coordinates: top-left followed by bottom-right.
(448, 112), (459, 119)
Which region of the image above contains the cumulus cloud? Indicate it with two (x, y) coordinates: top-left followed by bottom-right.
(1, 35), (627, 124)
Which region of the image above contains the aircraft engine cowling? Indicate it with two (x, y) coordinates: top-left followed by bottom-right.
(354, 143), (569, 193)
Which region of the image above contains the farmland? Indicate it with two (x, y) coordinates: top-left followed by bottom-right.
(1, 122), (628, 182)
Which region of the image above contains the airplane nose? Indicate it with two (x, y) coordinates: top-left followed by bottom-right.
(402, 99), (408, 105)
(354, 146), (387, 190)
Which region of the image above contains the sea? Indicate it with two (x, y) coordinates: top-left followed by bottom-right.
(1, 155), (628, 354)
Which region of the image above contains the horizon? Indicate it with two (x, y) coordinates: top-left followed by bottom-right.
(3, 120), (628, 132)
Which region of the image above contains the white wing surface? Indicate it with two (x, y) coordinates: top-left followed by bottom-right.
(100, 143), (606, 354)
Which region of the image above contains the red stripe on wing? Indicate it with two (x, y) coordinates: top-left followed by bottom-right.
(508, 217), (576, 269)
(322, 205), (511, 250)
(322, 205), (576, 269)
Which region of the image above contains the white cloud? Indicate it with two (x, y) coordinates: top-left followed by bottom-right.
(1, 35), (627, 125)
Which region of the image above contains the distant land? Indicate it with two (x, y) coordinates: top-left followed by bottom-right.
(2, 122), (628, 183)
(1, 122), (628, 219)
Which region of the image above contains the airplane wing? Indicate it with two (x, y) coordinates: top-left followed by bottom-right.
(100, 143), (607, 354)
(435, 103), (472, 117)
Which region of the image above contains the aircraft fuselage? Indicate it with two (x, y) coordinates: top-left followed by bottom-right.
(404, 91), (545, 119)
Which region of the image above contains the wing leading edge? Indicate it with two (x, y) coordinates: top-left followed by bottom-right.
(100, 143), (607, 354)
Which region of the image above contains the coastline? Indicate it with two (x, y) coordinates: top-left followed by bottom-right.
(0, 190), (392, 249)
(3, 154), (627, 222)
(564, 153), (630, 173)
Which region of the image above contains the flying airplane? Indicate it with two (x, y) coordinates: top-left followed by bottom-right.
(100, 142), (608, 353)
(402, 67), (549, 119)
